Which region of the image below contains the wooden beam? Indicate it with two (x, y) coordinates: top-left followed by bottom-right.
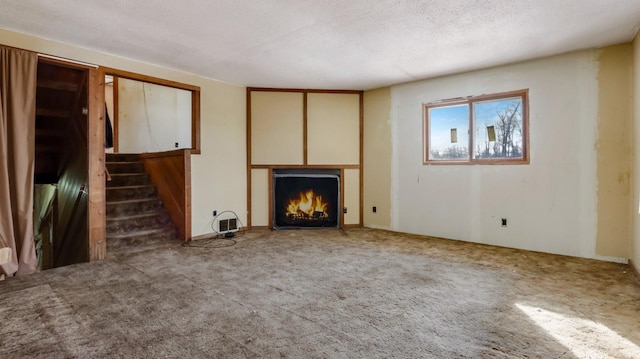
(246, 88), (252, 228)
(101, 67), (200, 91)
(191, 89), (201, 155)
(359, 92), (364, 227)
(268, 168), (273, 229)
(104, 67), (201, 154)
(112, 76), (119, 152)
(303, 92), (308, 165)
(340, 168), (345, 229)
(88, 67), (106, 261)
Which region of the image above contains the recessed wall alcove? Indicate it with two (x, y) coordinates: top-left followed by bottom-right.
(247, 88), (363, 229)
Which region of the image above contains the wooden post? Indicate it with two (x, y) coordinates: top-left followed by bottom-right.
(88, 68), (106, 261)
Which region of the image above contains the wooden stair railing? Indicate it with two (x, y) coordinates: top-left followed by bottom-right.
(139, 149), (191, 241)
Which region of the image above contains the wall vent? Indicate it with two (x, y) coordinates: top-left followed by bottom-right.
(218, 218), (238, 234)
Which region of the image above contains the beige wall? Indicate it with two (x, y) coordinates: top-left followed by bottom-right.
(596, 44), (633, 258)
(389, 47), (638, 262)
(0, 28), (247, 237)
(249, 91), (360, 166)
(117, 78), (192, 153)
(344, 169), (361, 225)
(250, 169), (270, 226)
(363, 87), (392, 229)
(251, 92), (304, 165)
(391, 50), (604, 259)
(307, 93), (360, 165)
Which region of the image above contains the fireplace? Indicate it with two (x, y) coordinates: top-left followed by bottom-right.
(273, 169), (340, 229)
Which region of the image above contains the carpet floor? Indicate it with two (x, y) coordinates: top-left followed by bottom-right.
(1, 228), (639, 358)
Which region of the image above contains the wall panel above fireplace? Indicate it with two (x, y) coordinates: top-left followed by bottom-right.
(247, 88), (363, 229)
(307, 93), (360, 165)
(250, 91), (304, 165)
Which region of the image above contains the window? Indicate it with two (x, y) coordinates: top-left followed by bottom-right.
(103, 67), (201, 154)
(423, 89), (529, 165)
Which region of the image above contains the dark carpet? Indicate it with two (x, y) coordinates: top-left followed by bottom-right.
(1, 228), (639, 358)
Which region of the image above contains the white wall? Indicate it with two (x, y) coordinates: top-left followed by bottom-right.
(117, 78), (192, 153)
(390, 50), (604, 259)
(0, 28), (247, 237)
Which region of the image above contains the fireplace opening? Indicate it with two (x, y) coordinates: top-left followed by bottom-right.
(273, 169), (340, 229)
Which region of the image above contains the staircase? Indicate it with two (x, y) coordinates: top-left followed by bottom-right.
(106, 153), (178, 251)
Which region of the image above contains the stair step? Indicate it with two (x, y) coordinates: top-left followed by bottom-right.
(105, 153), (180, 252)
(107, 226), (178, 251)
(106, 198), (164, 217)
(106, 211), (172, 235)
(106, 185), (156, 201)
(106, 161), (145, 174)
(106, 153), (141, 162)
(107, 173), (151, 187)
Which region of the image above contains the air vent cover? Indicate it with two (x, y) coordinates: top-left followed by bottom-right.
(218, 218), (238, 233)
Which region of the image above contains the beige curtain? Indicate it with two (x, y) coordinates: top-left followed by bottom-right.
(0, 45), (38, 277)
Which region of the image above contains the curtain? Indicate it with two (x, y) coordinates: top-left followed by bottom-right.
(0, 45), (38, 278)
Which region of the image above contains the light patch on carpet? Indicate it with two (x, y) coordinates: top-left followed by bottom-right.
(0, 284), (94, 358)
(516, 303), (640, 359)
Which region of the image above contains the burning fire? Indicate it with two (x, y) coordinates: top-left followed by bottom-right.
(286, 190), (329, 219)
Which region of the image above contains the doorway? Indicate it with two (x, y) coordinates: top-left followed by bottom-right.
(34, 59), (90, 268)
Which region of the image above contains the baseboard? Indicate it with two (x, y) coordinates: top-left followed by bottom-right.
(630, 259), (640, 282)
(363, 224), (392, 231)
(593, 255), (628, 264)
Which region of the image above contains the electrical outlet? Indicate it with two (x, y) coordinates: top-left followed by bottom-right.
(213, 210), (217, 217)
(343, 207), (347, 214)
(372, 206), (377, 213)
(175, 142), (179, 148)
(501, 218), (507, 227)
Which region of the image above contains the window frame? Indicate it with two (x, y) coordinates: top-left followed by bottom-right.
(423, 89), (529, 165)
(102, 67), (202, 154)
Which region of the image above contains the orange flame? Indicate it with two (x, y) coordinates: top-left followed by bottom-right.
(286, 190), (329, 218)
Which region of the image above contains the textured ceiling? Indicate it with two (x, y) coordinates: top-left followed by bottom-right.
(1, 0), (639, 90)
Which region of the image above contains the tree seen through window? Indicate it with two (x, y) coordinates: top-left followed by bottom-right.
(423, 89), (528, 164)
